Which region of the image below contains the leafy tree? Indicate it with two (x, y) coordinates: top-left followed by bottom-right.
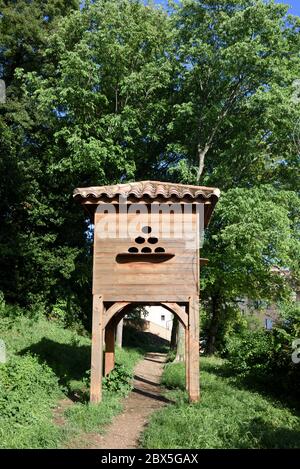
(1, 0), (173, 318)
(165, 0), (300, 190)
(201, 185), (300, 353)
(1, 0), (299, 343)
(0, 0), (80, 306)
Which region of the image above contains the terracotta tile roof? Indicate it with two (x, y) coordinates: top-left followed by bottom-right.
(73, 180), (220, 202)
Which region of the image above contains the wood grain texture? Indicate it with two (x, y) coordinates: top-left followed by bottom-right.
(90, 295), (104, 404)
(104, 325), (115, 376)
(188, 296), (200, 402)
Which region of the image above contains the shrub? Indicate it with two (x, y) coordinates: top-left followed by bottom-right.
(225, 328), (274, 375)
(0, 355), (62, 448)
(102, 363), (133, 395)
(225, 301), (300, 396)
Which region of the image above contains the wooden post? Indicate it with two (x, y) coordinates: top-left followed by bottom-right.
(104, 323), (115, 376)
(90, 295), (104, 404)
(185, 322), (189, 394)
(116, 318), (123, 348)
(188, 296), (200, 402)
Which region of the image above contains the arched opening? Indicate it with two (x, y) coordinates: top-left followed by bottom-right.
(90, 296), (199, 404)
(103, 301), (189, 386)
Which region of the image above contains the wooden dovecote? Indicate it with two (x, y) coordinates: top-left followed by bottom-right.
(74, 181), (220, 403)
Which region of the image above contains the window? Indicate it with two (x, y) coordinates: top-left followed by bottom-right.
(161, 315), (165, 322)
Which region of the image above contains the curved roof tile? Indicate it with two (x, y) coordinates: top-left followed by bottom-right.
(73, 180), (220, 202)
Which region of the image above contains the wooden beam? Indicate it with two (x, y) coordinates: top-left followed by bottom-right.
(188, 296), (200, 402)
(200, 258), (209, 266)
(185, 322), (189, 394)
(162, 302), (188, 328)
(104, 302), (130, 328)
(104, 324), (115, 376)
(90, 295), (104, 404)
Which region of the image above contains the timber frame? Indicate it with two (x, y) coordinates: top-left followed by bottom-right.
(73, 181), (220, 403)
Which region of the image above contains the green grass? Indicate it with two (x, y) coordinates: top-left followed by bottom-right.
(140, 357), (300, 449)
(0, 315), (144, 448)
(62, 346), (142, 442)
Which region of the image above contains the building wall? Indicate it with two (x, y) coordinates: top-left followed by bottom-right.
(93, 210), (199, 302)
(142, 306), (173, 329)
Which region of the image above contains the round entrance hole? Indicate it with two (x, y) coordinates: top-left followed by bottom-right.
(141, 226), (152, 234)
(128, 247), (139, 253)
(135, 236), (145, 244)
(148, 237), (158, 244)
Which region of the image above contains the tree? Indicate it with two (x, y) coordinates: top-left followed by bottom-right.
(164, 0), (300, 190)
(4, 0), (172, 317)
(201, 186), (300, 354)
(0, 0), (80, 307)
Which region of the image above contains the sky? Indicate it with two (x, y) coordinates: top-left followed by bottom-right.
(152, 1), (300, 17)
(275, 0), (300, 16)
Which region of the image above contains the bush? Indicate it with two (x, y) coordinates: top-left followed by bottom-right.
(103, 363), (133, 395)
(225, 328), (274, 375)
(0, 355), (62, 448)
(225, 302), (300, 396)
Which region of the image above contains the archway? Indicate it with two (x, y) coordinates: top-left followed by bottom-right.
(99, 300), (197, 402)
(75, 181), (220, 405)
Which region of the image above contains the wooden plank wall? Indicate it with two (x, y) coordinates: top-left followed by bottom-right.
(92, 209), (199, 302)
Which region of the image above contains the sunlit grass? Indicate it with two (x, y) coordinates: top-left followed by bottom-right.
(140, 357), (300, 449)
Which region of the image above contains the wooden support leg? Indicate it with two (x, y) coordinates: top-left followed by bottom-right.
(188, 296), (200, 402)
(185, 324), (189, 394)
(90, 295), (104, 404)
(104, 323), (115, 376)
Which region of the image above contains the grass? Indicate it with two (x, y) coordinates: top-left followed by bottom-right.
(140, 357), (300, 449)
(62, 346), (143, 445)
(0, 315), (145, 448)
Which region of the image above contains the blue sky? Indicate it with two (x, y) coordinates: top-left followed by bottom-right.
(275, 0), (300, 15)
(152, 1), (300, 16)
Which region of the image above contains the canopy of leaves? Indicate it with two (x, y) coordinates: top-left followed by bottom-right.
(0, 0), (299, 340)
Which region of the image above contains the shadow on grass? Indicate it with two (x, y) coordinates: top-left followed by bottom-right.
(234, 417), (300, 449)
(18, 326), (169, 403)
(19, 338), (91, 401)
(132, 387), (173, 404)
(202, 356), (300, 414)
(200, 358), (233, 378)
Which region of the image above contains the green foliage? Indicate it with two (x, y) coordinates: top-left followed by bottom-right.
(0, 0), (299, 359)
(161, 362), (185, 389)
(103, 363), (133, 395)
(141, 357), (300, 449)
(0, 311), (146, 447)
(168, 0), (300, 189)
(0, 355), (62, 448)
(224, 301), (300, 395)
(201, 185), (300, 353)
(64, 393), (122, 434)
(225, 328), (274, 374)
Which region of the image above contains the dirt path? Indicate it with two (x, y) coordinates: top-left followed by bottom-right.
(91, 352), (168, 449)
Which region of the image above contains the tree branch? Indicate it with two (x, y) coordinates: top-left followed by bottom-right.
(196, 78), (244, 182)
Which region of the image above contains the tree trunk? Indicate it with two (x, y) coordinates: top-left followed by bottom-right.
(175, 322), (185, 362)
(116, 319), (123, 348)
(196, 143), (210, 182)
(206, 294), (221, 355)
